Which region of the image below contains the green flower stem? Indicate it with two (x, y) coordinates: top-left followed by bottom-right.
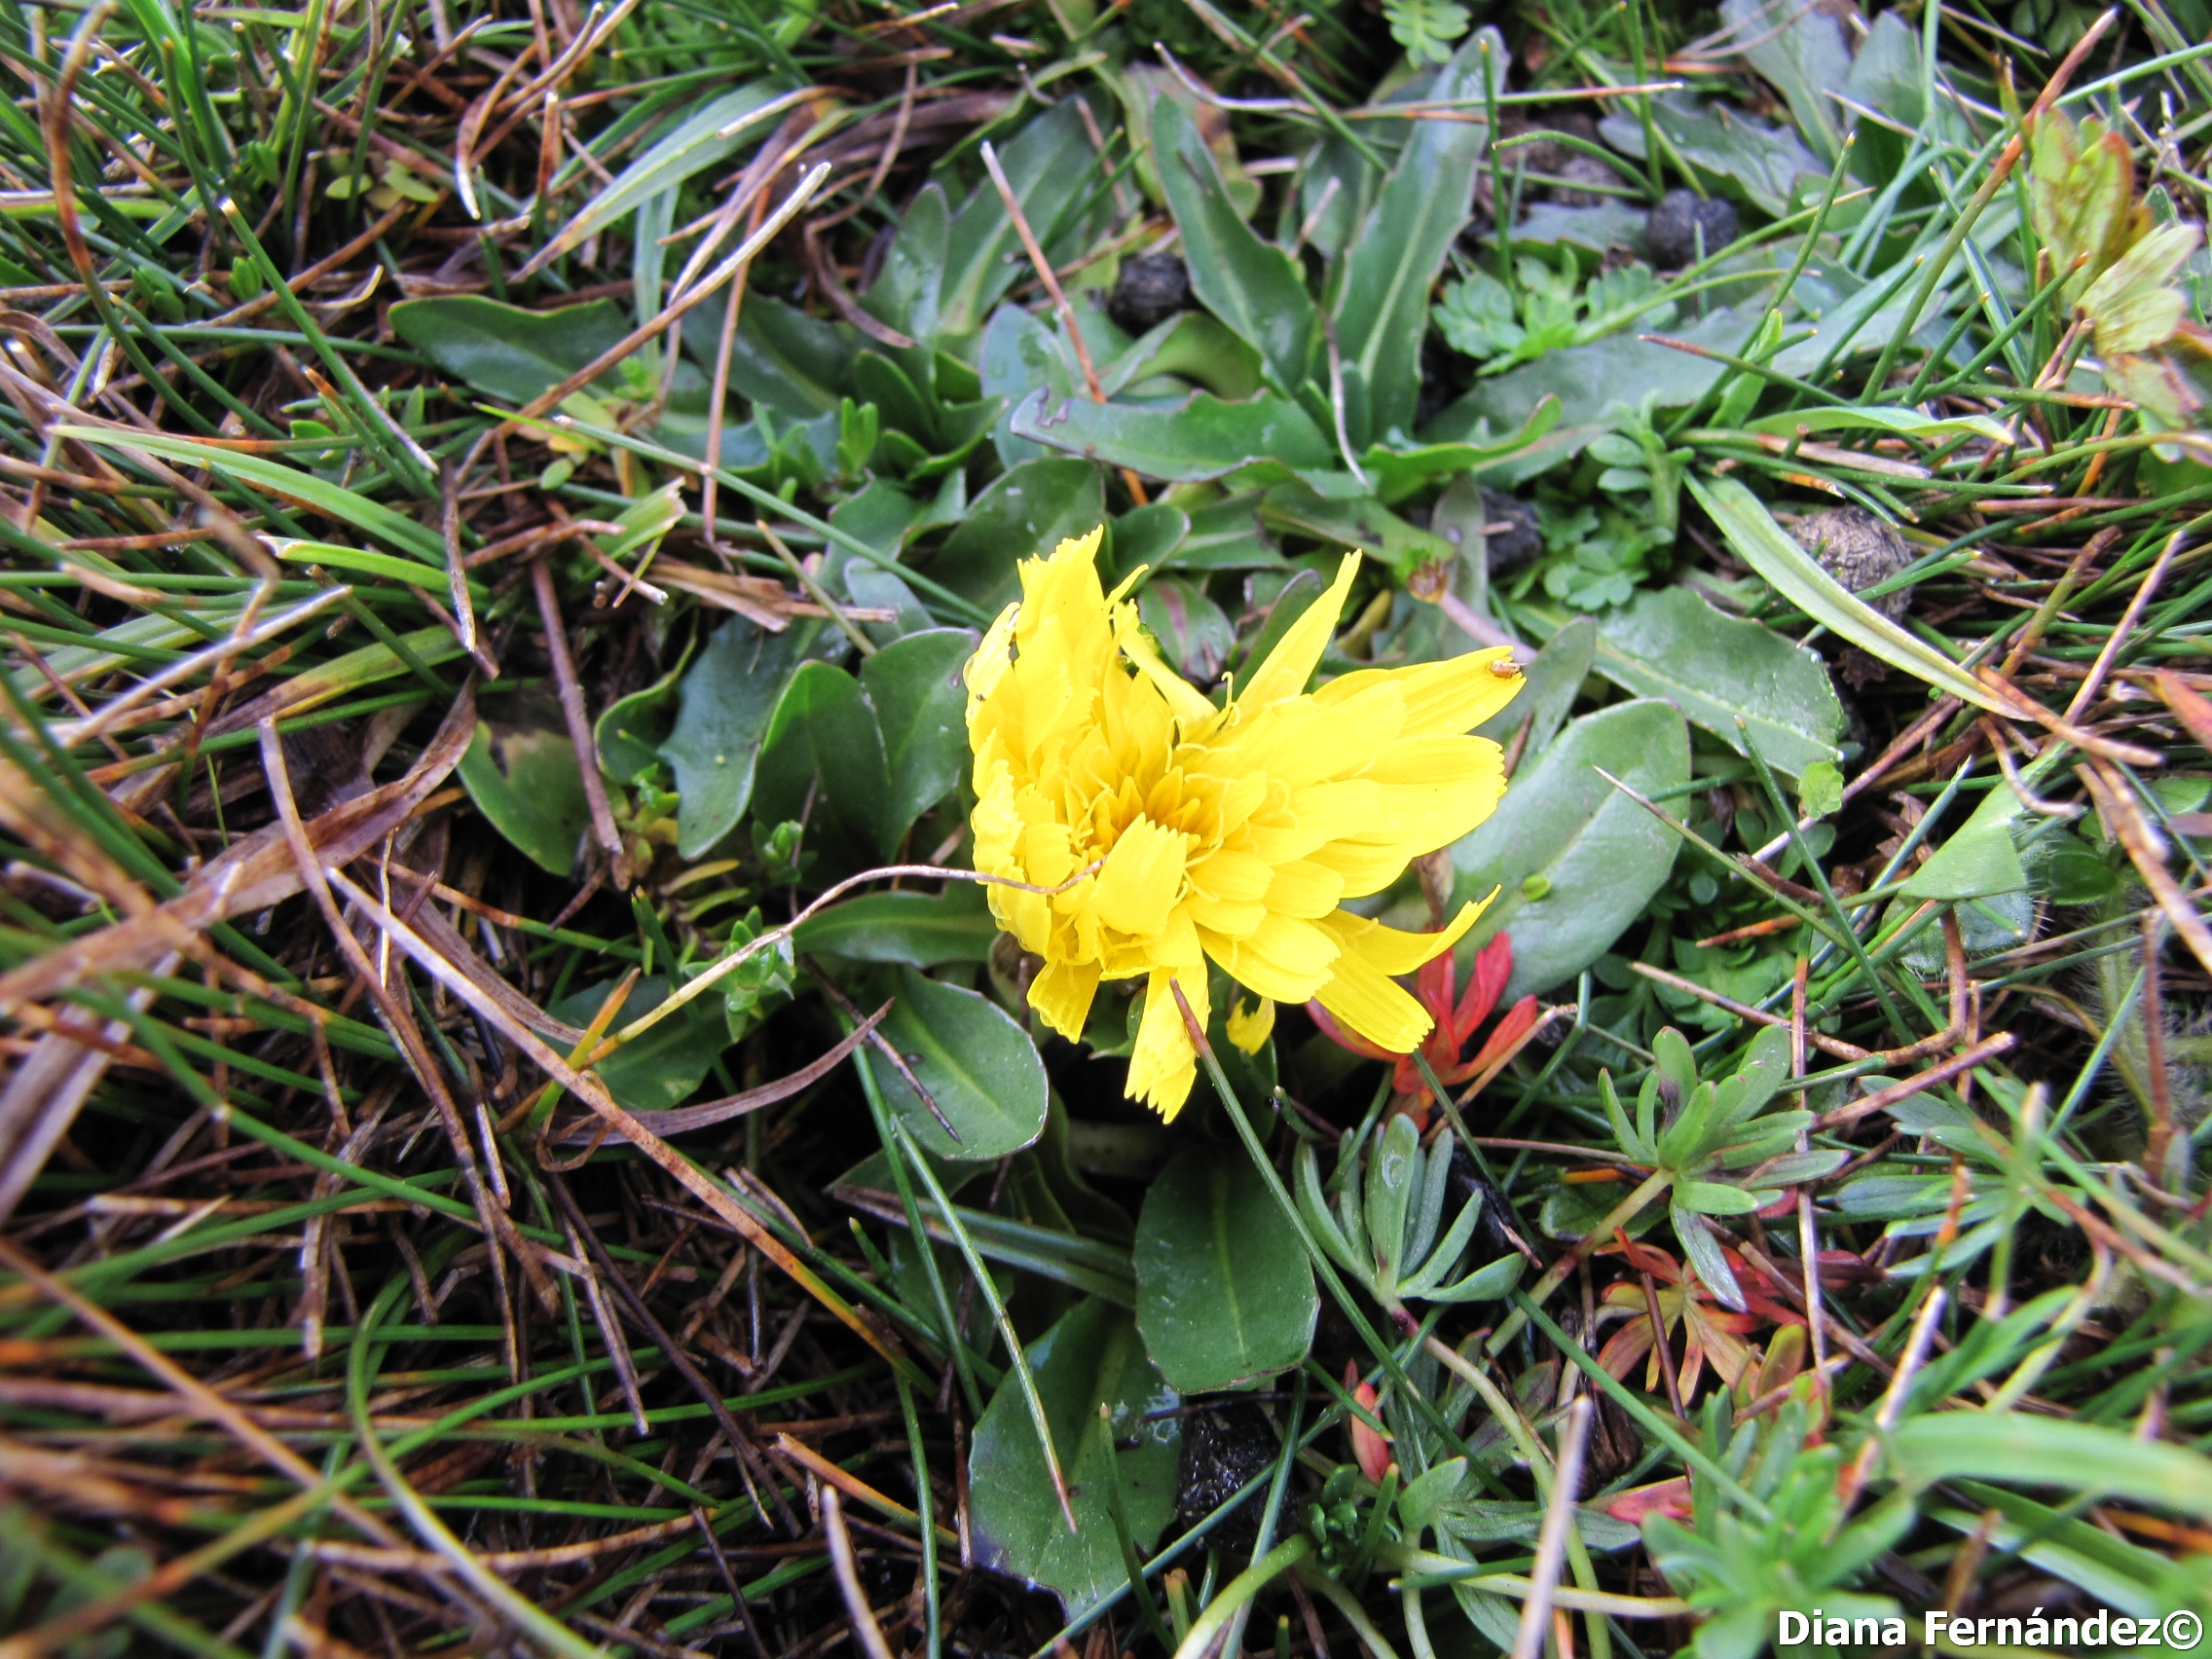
(1420, 1336), (1611, 1659)
(1097, 1405), (1178, 1655)
(891, 1115), (1078, 1533)
(1167, 1536), (1316, 1659)
(1383, 1547), (1691, 1617)
(850, 1022), (984, 1417)
(1484, 1167), (1671, 1357)
(896, 1372), (941, 1659)
(1402, 1580), (1437, 1659)
(1172, 984), (1489, 1472)
(1296, 1560), (1404, 1659)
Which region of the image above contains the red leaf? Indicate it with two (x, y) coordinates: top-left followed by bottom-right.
(1455, 933), (1513, 1040)
(1345, 1363), (1393, 1485)
(1605, 1476), (1693, 1525)
(1309, 999), (1393, 1062)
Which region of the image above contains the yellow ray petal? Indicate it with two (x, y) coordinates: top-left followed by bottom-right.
(1127, 963), (1208, 1119)
(964, 601), (1019, 724)
(1227, 994), (1274, 1052)
(1239, 551), (1360, 707)
(1094, 816), (1191, 940)
(1320, 894), (1492, 975)
(1317, 647), (1525, 736)
(1266, 858), (1345, 919)
(1113, 602), (1218, 728)
(1029, 956), (1100, 1042)
(1311, 948), (1434, 1053)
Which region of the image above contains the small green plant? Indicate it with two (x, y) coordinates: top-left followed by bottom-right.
(1643, 1397), (1910, 1659)
(1382, 0), (1470, 64)
(1297, 1114), (1525, 1331)
(1597, 1025), (1845, 1307)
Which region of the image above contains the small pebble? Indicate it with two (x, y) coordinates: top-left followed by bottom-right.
(1791, 506), (1916, 619)
(1479, 486), (1543, 574)
(1645, 189), (1740, 268)
(1107, 252), (1192, 335)
(1548, 154), (1617, 207)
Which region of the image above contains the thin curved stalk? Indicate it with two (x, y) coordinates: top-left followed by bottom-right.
(1168, 1535), (1314, 1659)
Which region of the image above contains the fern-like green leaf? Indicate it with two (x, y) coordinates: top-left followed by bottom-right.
(1383, 0), (1470, 65)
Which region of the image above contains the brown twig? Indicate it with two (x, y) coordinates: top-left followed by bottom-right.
(531, 555), (626, 881)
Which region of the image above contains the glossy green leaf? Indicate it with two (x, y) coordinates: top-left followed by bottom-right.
(1360, 398), (1564, 504)
(595, 659), (684, 784)
(1011, 385), (1332, 484)
(1720, 0), (1852, 159)
(1333, 27), (1501, 444)
(858, 628), (977, 847)
(1170, 493), (1283, 571)
(1106, 311), (1265, 401)
(981, 303), (1080, 468)
(969, 1298), (1182, 1614)
(554, 976), (728, 1114)
(1690, 474), (2008, 713)
(456, 719), (590, 876)
(1887, 1415), (2212, 1516)
(1454, 699), (1691, 1000)
(861, 967), (1048, 1160)
(389, 296), (629, 405)
(793, 883), (997, 966)
(722, 295), (858, 420)
(1136, 577), (1235, 683)
(753, 661), (892, 867)
(1151, 96), (1315, 396)
(1673, 1205), (1747, 1309)
(863, 180), (946, 347)
(1258, 481), (1455, 579)
(2027, 108), (2139, 308)
(930, 458), (1104, 608)
(1600, 92), (1823, 217)
(1901, 779), (2030, 900)
(1419, 306), (1752, 452)
(1108, 502), (1190, 582)
(1477, 614), (1593, 758)
(1132, 1147), (1317, 1392)
(1544, 585), (1844, 776)
(2083, 221), (2199, 355)
(658, 618), (818, 858)
(941, 100), (1101, 337)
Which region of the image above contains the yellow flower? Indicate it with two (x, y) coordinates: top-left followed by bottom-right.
(963, 529), (1523, 1119)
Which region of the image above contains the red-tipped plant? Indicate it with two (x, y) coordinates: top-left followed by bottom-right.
(1309, 932), (1544, 1123)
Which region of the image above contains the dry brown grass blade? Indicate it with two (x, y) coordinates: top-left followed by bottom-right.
(260, 717), (557, 1355)
(399, 892), (588, 1042)
(2078, 761), (2212, 979)
(552, 1002), (887, 1142)
(320, 866), (925, 1383)
(0, 687), (477, 1016)
(0, 1235), (406, 1547)
(0, 966), (169, 1224)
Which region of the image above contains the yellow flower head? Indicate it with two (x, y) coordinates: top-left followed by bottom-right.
(963, 529), (1523, 1119)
